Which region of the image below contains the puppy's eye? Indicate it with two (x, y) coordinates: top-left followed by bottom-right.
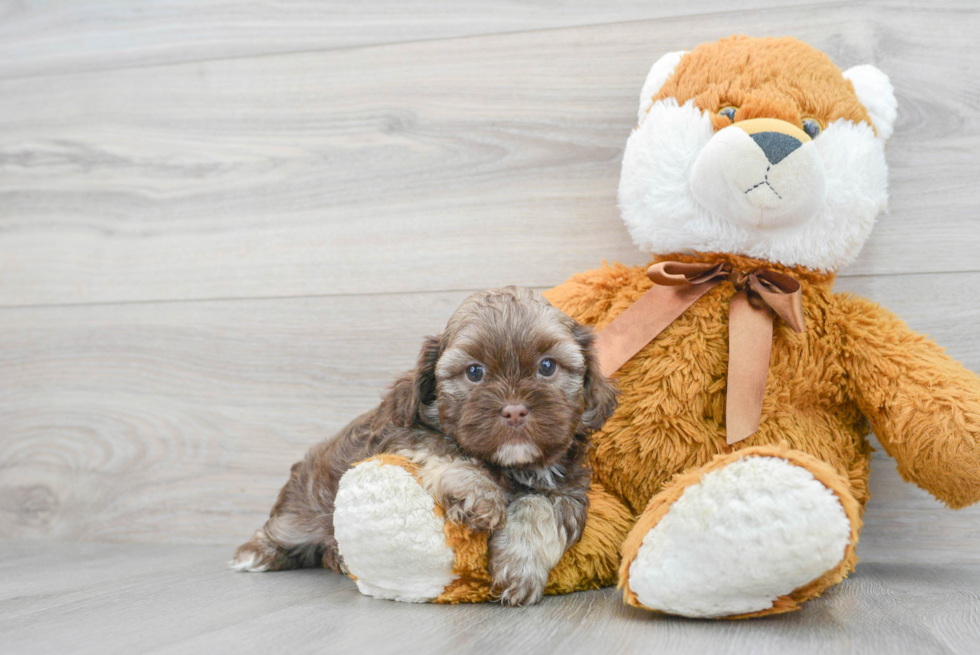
(718, 107), (737, 123)
(537, 358), (557, 377)
(802, 118), (822, 139)
(465, 364), (485, 383)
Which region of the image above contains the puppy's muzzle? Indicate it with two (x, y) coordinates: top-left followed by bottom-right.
(689, 117), (827, 231)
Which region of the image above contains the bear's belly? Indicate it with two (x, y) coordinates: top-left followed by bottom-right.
(544, 261), (872, 515)
(590, 382), (871, 515)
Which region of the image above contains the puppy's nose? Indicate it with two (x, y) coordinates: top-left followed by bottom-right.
(501, 404), (529, 426)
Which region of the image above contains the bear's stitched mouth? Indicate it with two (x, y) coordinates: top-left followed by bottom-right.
(743, 165), (783, 200)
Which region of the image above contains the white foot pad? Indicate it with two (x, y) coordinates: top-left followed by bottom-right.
(334, 460), (457, 602)
(629, 456), (851, 618)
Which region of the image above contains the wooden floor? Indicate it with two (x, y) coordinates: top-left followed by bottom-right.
(2, 1), (980, 653)
(3, 539), (980, 655)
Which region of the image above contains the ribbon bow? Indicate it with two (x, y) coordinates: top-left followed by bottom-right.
(594, 261), (805, 444)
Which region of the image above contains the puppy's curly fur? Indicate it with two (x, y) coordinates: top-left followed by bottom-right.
(232, 287), (617, 605)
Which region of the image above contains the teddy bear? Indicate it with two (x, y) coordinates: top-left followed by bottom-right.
(327, 35), (980, 618)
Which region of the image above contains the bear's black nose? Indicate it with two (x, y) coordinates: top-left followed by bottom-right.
(751, 131), (802, 166)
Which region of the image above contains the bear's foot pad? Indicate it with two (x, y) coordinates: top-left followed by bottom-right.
(334, 458), (457, 602)
(628, 455), (851, 618)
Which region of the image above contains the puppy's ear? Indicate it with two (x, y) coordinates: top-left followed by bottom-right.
(573, 323), (618, 434)
(388, 335), (442, 429)
(412, 334), (442, 416)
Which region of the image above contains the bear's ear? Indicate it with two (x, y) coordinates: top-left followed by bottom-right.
(843, 64), (898, 141)
(637, 50), (687, 124)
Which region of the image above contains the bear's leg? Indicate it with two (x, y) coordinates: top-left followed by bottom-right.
(619, 445), (862, 618)
(333, 454), (634, 603)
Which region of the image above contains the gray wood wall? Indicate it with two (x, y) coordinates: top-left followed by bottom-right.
(2, 1), (979, 564)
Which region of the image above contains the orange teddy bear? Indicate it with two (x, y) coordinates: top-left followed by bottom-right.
(326, 36), (980, 618)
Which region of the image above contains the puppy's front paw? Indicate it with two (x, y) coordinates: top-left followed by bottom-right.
(489, 495), (565, 607)
(444, 484), (507, 532)
(493, 572), (546, 607)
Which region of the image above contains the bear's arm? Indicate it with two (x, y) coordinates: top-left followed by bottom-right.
(836, 293), (980, 508)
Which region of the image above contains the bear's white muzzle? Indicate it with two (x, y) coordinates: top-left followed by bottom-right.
(690, 118), (827, 231)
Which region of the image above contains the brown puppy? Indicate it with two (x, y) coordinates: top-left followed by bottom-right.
(231, 287), (617, 605)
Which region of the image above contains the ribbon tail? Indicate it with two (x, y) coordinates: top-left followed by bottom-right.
(726, 290), (774, 445)
(594, 282), (717, 378)
(749, 274), (805, 333)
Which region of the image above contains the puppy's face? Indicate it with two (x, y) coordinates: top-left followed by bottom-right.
(421, 288), (616, 468)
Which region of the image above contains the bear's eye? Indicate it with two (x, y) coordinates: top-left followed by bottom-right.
(465, 364), (485, 383)
(802, 118), (822, 139)
(718, 107), (737, 123)
(538, 358), (557, 377)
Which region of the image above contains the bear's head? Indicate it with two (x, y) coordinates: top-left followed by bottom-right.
(618, 36), (897, 272)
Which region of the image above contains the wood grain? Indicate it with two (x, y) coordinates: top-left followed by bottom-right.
(2, 539), (979, 654)
(2, 2), (979, 307)
(0, 0), (828, 80)
(2, 273), (979, 552)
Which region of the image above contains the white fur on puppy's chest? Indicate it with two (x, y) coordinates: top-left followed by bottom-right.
(494, 442), (542, 466)
(627, 456), (851, 618)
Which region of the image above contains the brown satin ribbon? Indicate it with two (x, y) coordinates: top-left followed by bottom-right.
(594, 261), (805, 444)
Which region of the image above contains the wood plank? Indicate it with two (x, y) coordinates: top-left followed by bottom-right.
(2, 272), (979, 551)
(2, 3), (980, 307)
(0, 0), (830, 80)
(1, 539), (978, 655)
(0, 291), (469, 545)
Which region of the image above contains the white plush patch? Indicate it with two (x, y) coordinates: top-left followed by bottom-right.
(628, 456), (852, 618)
(843, 65), (898, 141)
(619, 99), (888, 271)
(494, 442), (542, 466)
(637, 50), (687, 124)
(690, 125), (826, 231)
(334, 460), (457, 603)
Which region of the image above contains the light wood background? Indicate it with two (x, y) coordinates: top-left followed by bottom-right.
(2, 1), (980, 652)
